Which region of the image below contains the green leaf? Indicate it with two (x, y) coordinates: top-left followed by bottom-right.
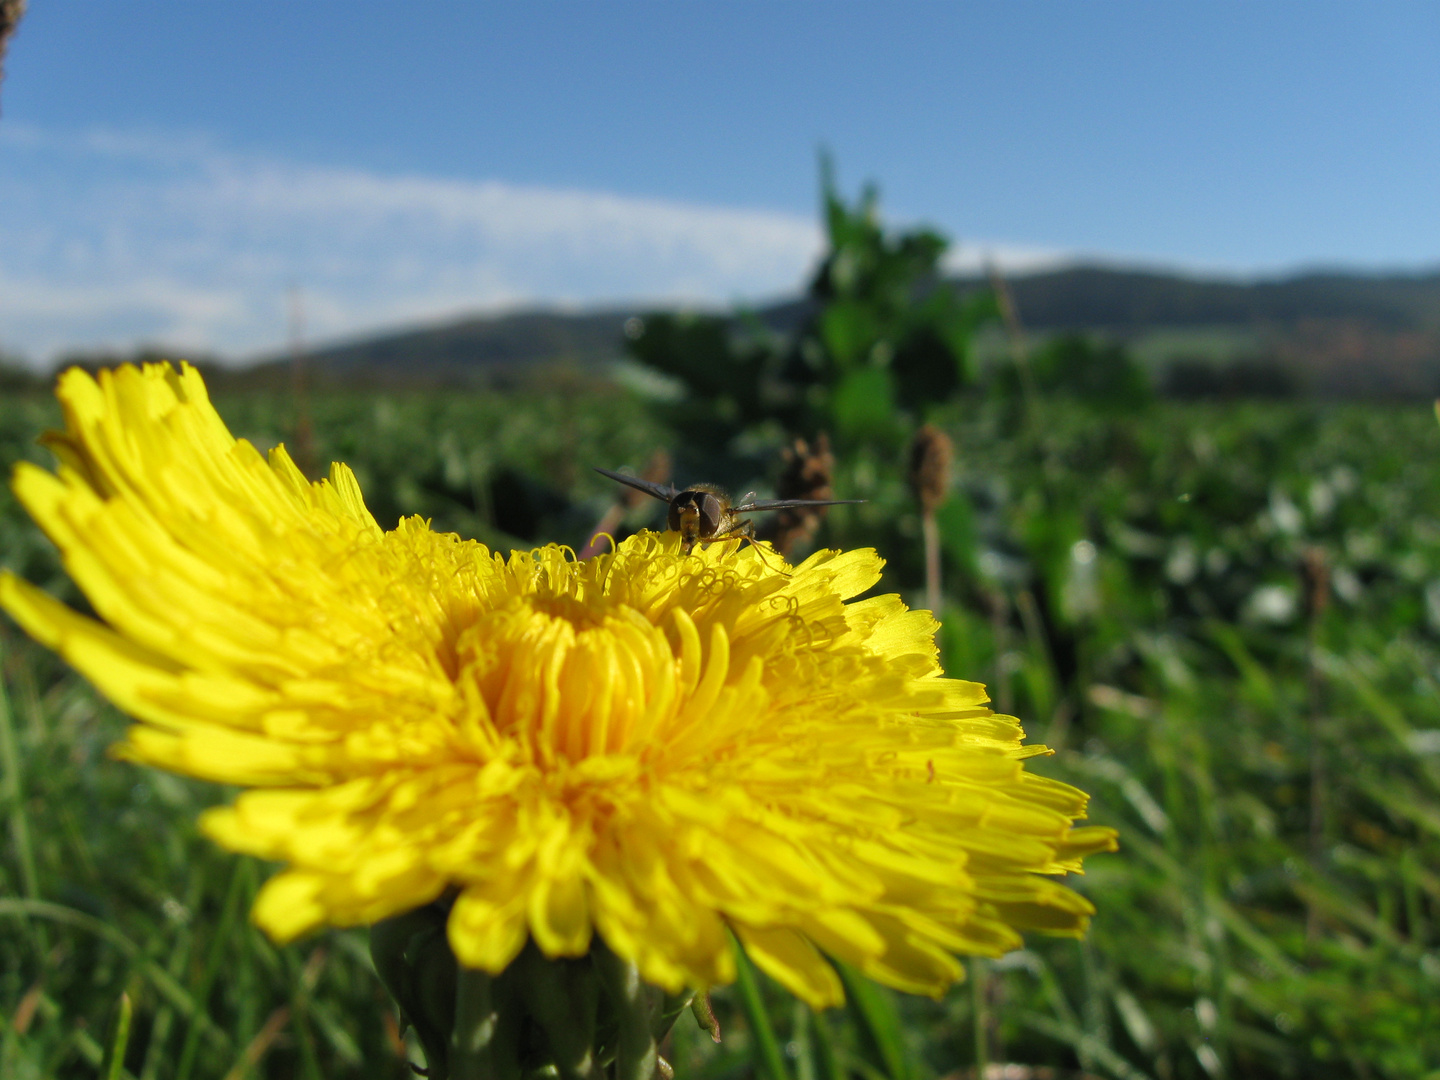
(830, 367), (898, 443)
(835, 962), (908, 1080)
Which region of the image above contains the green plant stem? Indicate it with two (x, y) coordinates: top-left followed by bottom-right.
(175, 858), (247, 1080)
(729, 936), (790, 1080)
(452, 967), (507, 1080)
(0, 661), (45, 955)
(922, 508), (942, 618)
(987, 590), (1013, 716)
(593, 941), (660, 1080)
(971, 958), (988, 1080)
(809, 1007), (843, 1080)
(516, 947), (599, 1080)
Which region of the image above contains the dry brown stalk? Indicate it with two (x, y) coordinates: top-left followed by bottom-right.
(763, 433), (837, 556)
(908, 424), (953, 615)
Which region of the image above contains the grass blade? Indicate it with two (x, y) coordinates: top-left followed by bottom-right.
(835, 962), (908, 1080)
(1017, 1010), (1156, 1080)
(176, 858), (249, 1080)
(0, 898), (231, 1052)
(809, 1006), (845, 1080)
(0, 660), (43, 908)
(105, 996), (135, 1080)
(730, 934), (791, 1080)
(106, 992), (134, 1080)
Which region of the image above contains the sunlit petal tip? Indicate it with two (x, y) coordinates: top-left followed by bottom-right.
(252, 871), (329, 944)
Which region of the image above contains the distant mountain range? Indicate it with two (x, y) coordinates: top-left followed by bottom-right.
(250, 264), (1440, 398)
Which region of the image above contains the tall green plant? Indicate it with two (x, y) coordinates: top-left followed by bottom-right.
(625, 163), (994, 465)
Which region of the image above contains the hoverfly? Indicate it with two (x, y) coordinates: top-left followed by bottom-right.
(594, 467), (863, 555)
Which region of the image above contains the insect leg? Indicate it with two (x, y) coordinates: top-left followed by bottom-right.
(708, 519), (791, 576)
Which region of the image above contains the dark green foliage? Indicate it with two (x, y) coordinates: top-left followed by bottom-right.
(806, 168), (992, 418)
(6, 387), (1440, 1078)
(0, 360), (45, 394)
(623, 311), (786, 460)
(988, 333), (1152, 415)
(1163, 356), (1301, 400)
(1029, 334), (1152, 410)
(625, 165), (995, 470)
(4, 169), (1440, 1076)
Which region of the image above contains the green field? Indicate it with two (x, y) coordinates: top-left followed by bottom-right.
(2, 378), (1438, 1080)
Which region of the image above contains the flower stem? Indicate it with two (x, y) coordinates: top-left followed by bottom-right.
(922, 507), (942, 617)
(592, 941), (659, 1080)
(452, 968), (518, 1080)
(516, 946), (600, 1080)
(971, 958), (988, 1080)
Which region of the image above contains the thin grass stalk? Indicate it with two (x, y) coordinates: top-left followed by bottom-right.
(730, 937), (790, 1080)
(809, 1006), (844, 1080)
(105, 992), (134, 1080)
(235, 860), (262, 1058)
(922, 509), (941, 618)
(970, 958), (988, 1080)
(289, 947), (327, 1080)
(0, 897), (229, 1051)
(222, 1005), (290, 1080)
(1303, 547), (1330, 947)
(907, 425), (951, 623)
(835, 963), (908, 1080)
(175, 858), (248, 1080)
(0, 656), (45, 955)
(788, 1000), (815, 1080)
(988, 590), (1013, 716)
(138, 1004), (173, 1080)
(287, 285), (316, 479)
(141, 908), (194, 1080)
(1077, 938), (1106, 1075)
(988, 264), (1036, 425)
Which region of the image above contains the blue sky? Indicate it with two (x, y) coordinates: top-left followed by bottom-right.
(2, 2), (1438, 364)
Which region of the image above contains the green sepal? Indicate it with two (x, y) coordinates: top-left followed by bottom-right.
(371, 902), (458, 1079)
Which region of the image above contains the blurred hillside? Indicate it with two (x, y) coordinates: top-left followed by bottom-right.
(11, 264), (1440, 397)
(989, 265), (1440, 398)
(280, 265), (1440, 398)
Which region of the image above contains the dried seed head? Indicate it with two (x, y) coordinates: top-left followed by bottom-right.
(764, 433), (837, 555)
(907, 424), (953, 513)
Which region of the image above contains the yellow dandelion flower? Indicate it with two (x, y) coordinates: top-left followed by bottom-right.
(0, 363), (1116, 1009)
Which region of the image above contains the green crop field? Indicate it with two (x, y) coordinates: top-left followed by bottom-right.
(3, 377), (1439, 1080)
(3, 177), (1438, 1080)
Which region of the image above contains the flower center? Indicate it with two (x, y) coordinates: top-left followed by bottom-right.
(455, 596), (684, 766)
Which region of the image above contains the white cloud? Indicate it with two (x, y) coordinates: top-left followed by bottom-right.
(942, 243), (1072, 276)
(0, 127), (828, 364)
(0, 125), (1070, 365)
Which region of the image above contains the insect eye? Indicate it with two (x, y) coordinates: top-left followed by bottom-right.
(700, 493), (724, 534)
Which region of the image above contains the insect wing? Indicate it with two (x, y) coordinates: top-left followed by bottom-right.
(593, 467), (678, 504)
(731, 498), (866, 513)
